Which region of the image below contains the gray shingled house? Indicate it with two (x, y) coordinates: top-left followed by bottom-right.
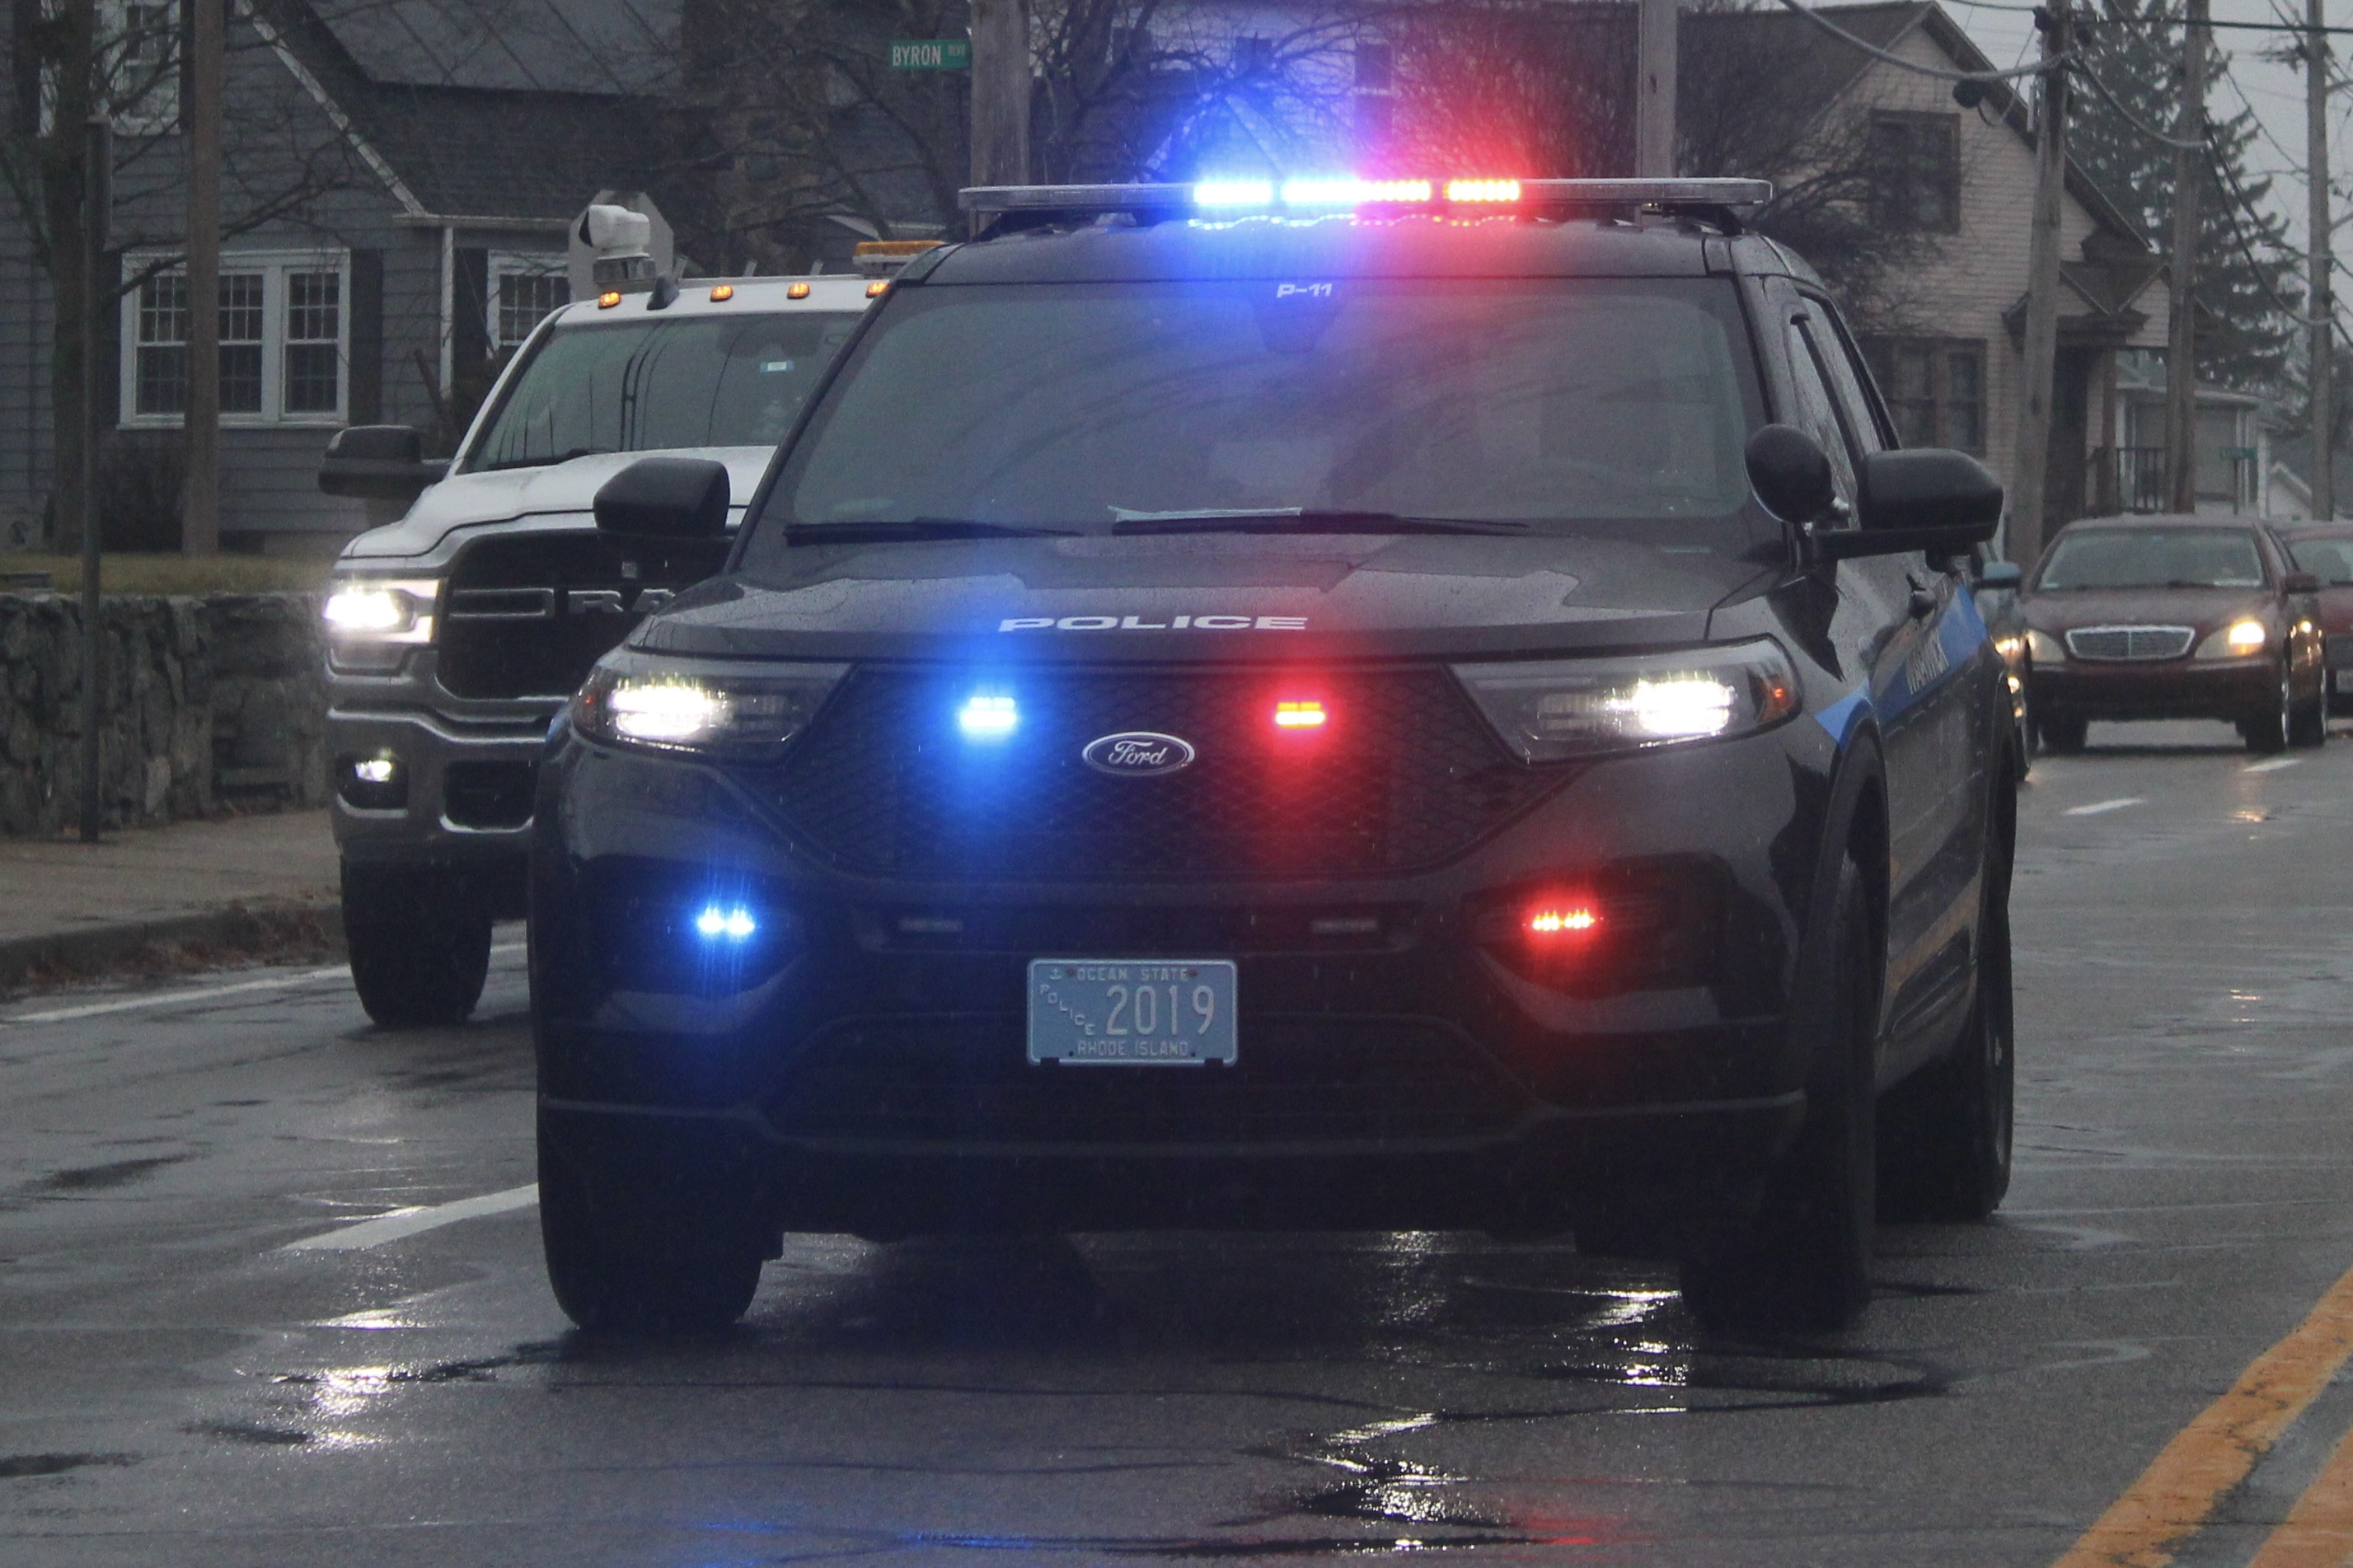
(1, 0), (677, 556)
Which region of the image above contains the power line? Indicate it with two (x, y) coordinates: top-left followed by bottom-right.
(2073, 58), (2205, 146)
(1768, 0), (2072, 77)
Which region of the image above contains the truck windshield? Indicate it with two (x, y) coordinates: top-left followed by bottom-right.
(465, 311), (863, 471)
(2035, 528), (2267, 591)
(746, 278), (1761, 552)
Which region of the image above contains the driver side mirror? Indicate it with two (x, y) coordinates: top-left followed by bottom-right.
(2285, 571), (2323, 596)
(593, 457), (731, 538)
(318, 425), (448, 502)
(1975, 561), (2023, 590)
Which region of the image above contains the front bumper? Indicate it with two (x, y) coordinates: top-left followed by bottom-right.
(328, 647), (558, 907)
(529, 718), (1830, 1234)
(2031, 656), (2275, 721)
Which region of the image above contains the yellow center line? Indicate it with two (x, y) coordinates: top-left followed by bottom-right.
(2051, 1258), (2353, 1568)
(2243, 1418), (2353, 1568)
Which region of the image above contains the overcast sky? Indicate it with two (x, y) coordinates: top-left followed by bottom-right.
(1943, 0), (2337, 256)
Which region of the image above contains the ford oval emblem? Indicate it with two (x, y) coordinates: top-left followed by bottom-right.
(1082, 732), (1197, 776)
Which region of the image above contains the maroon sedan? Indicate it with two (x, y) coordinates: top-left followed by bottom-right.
(2023, 514), (2326, 755)
(2278, 525), (2353, 714)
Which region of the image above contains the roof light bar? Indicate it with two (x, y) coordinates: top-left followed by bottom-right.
(959, 177), (1771, 215)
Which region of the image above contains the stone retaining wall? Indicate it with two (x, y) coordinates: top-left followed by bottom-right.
(0, 593), (326, 835)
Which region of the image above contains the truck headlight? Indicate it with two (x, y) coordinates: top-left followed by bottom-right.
(2026, 629), (2065, 663)
(571, 653), (848, 761)
(1452, 639), (1800, 761)
(2196, 620), (2268, 658)
(323, 577), (441, 644)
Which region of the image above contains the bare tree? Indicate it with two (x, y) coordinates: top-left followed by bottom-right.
(676, 0), (1360, 272)
(1, 1), (366, 547)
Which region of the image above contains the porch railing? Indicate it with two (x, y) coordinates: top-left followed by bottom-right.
(2087, 447), (2254, 517)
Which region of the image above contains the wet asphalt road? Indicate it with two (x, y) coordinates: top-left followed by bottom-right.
(7, 721), (2353, 1566)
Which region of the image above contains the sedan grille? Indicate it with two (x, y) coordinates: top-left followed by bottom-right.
(2065, 625), (2196, 662)
(770, 667), (1569, 879)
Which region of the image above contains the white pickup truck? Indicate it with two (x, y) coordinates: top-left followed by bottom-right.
(316, 273), (875, 1025)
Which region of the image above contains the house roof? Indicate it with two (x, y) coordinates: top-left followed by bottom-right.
(311, 0), (677, 96)
(253, 0), (672, 225)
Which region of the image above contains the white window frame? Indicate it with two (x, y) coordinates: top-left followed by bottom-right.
(486, 252), (572, 352)
(118, 249), (353, 429)
(110, 0), (180, 136)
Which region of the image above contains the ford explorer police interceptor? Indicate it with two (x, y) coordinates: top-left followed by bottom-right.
(319, 274), (875, 1027)
(528, 178), (2016, 1335)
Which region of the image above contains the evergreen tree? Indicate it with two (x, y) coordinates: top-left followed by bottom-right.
(2069, 0), (2299, 393)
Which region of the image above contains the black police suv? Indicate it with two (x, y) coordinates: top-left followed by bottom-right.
(529, 177), (2018, 1335)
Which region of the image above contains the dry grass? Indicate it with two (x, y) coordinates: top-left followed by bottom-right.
(0, 554), (333, 596)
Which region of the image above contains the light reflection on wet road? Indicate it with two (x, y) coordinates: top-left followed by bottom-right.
(5, 720), (2353, 1563)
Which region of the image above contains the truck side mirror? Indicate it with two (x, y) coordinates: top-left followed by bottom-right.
(319, 425), (448, 502)
(1816, 448), (2003, 561)
(593, 457), (730, 538)
(1745, 424), (1836, 526)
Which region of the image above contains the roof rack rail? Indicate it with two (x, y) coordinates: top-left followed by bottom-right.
(959, 177), (1774, 215)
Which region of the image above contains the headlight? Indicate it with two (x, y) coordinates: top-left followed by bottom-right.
(2027, 629), (2066, 663)
(2196, 620), (2268, 658)
(1451, 639), (1799, 761)
(323, 578), (441, 644)
(571, 653), (848, 760)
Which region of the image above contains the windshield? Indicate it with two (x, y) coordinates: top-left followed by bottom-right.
(746, 278), (1762, 555)
(2035, 528), (2268, 591)
(2290, 535), (2353, 585)
(465, 311), (863, 471)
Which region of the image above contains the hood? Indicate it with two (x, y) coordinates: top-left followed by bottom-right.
(2023, 585), (2275, 637)
(634, 531), (1771, 662)
(340, 448), (776, 562)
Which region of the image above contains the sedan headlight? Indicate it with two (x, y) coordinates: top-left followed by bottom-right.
(2195, 619), (2269, 658)
(322, 577), (441, 644)
(1452, 639), (1800, 761)
(571, 653), (848, 761)
(2026, 629), (2066, 663)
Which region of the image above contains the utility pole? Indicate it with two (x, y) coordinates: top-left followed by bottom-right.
(1636, 0), (1679, 176)
(2009, 2), (2071, 571)
(182, 0), (223, 556)
(78, 116), (110, 845)
(968, 0), (1029, 206)
(2164, 0), (2210, 514)
(2310, 0), (2334, 519)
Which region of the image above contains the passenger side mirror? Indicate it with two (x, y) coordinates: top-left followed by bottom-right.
(593, 456), (731, 539)
(1814, 448), (2003, 562)
(1745, 424), (1837, 526)
(2285, 571), (2323, 595)
(318, 425), (448, 502)
(1975, 561), (2023, 590)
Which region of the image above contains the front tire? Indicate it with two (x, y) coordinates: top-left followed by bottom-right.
(2037, 710), (2087, 754)
(1682, 854), (1877, 1333)
(538, 1119), (766, 1334)
(342, 865), (492, 1027)
(2291, 663), (2328, 748)
(2243, 665), (2293, 754)
(1878, 827), (2014, 1221)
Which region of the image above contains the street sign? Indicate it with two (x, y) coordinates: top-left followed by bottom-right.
(890, 40), (969, 69)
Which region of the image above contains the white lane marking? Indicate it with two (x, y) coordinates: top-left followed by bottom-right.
(2245, 757), (2302, 774)
(3, 965), (349, 1025)
(281, 1183), (539, 1252)
(0, 942), (526, 1028)
(2065, 798), (2146, 817)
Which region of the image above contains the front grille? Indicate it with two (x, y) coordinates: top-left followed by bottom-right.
(763, 1014), (1527, 1145)
(2065, 625), (2196, 662)
(437, 531), (729, 700)
(772, 667), (1568, 879)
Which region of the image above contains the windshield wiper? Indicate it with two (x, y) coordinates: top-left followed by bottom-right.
(1109, 508), (1529, 536)
(478, 446), (612, 472)
(785, 517), (1081, 542)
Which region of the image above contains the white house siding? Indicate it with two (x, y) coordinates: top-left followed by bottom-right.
(1837, 21), (2169, 511)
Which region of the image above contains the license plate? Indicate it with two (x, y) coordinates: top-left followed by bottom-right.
(1027, 959), (1238, 1066)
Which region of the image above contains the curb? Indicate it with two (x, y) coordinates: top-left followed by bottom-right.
(0, 899), (345, 990)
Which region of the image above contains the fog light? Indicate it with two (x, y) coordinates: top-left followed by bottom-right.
(337, 752), (406, 810)
(693, 905), (757, 941)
